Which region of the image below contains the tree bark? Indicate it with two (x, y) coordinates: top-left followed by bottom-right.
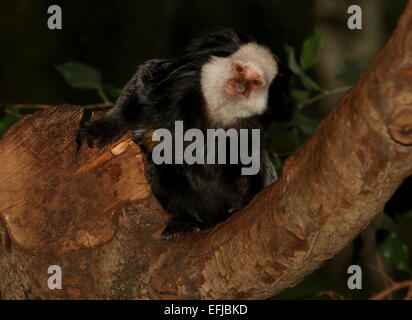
(1, 1), (412, 300)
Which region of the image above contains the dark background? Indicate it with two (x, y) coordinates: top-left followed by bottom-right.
(1, 0), (411, 300)
(0, 0), (405, 104)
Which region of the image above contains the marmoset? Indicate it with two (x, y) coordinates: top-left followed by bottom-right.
(78, 29), (290, 238)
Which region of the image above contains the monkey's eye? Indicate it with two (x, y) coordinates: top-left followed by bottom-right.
(252, 79), (263, 88)
(234, 65), (244, 74)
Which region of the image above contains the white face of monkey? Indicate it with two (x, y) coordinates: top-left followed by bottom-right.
(201, 42), (278, 126)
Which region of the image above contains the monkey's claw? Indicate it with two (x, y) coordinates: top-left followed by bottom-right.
(77, 119), (119, 150)
(162, 219), (201, 240)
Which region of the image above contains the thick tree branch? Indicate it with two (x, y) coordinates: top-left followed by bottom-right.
(1, 1), (412, 300)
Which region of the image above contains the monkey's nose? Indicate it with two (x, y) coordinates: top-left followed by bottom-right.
(235, 80), (247, 93)
(224, 79), (250, 98)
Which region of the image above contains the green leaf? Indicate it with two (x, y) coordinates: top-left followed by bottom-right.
(285, 45), (301, 74)
(0, 107), (21, 135)
(378, 232), (412, 274)
(56, 62), (103, 91)
(336, 60), (364, 86)
(299, 73), (322, 92)
(300, 28), (324, 70)
(103, 84), (123, 101)
(285, 45), (322, 92)
(291, 90), (310, 105)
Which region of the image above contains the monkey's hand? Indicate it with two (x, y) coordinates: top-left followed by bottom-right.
(75, 118), (128, 158)
(162, 218), (202, 240)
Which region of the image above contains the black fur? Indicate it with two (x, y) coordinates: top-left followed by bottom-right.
(78, 29), (290, 238)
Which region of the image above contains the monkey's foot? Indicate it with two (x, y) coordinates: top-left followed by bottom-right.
(78, 119), (125, 149)
(162, 219), (201, 240)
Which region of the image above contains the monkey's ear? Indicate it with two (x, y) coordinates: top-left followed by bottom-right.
(268, 60), (294, 122)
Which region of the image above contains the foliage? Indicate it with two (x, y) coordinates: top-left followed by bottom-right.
(55, 62), (103, 91)
(379, 231), (412, 275)
(55, 62), (121, 104)
(270, 28), (353, 171)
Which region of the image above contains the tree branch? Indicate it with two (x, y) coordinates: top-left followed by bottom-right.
(297, 85), (352, 109)
(1, 1), (412, 300)
(369, 281), (412, 300)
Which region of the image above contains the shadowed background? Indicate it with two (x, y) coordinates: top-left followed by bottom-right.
(0, 0), (405, 105)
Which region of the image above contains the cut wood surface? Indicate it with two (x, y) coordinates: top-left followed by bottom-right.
(1, 1), (412, 299)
